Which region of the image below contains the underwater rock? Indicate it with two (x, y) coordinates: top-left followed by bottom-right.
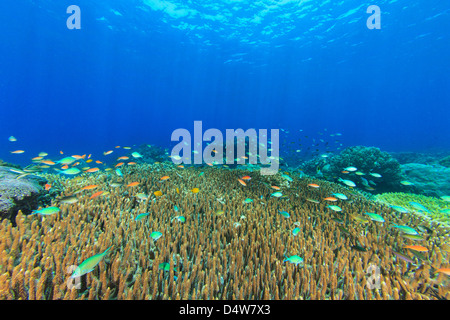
(0, 166), (47, 221)
(301, 146), (402, 193)
(400, 163), (450, 198)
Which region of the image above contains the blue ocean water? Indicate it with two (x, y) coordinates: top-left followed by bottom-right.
(0, 0), (449, 166)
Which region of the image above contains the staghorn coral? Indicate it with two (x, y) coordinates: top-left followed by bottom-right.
(376, 192), (450, 227)
(0, 164), (448, 300)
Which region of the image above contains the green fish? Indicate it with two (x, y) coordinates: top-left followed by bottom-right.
(244, 198), (253, 204)
(283, 255), (304, 266)
(71, 246), (112, 278)
(390, 205), (409, 214)
(61, 168), (81, 175)
(171, 216), (185, 223)
(58, 157), (77, 165)
(391, 224), (418, 235)
(352, 215), (370, 224)
(400, 234), (425, 241)
(338, 178), (356, 187)
(31, 206), (61, 216)
(401, 181), (414, 186)
(332, 193), (348, 200)
(351, 244), (367, 252)
(327, 205), (342, 212)
(281, 174), (293, 182)
(199, 172), (204, 177)
(369, 173), (382, 178)
(150, 231), (163, 241)
(364, 212), (385, 223)
(338, 225), (350, 235)
(271, 192), (283, 198)
(292, 227), (300, 236)
(135, 213), (149, 221)
(279, 211), (290, 218)
(408, 202), (430, 213)
(57, 195), (78, 204)
(158, 262), (176, 272)
(131, 152), (143, 158)
(332, 217), (344, 224)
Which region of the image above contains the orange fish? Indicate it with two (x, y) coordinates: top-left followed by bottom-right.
(238, 179), (247, 186)
(160, 176), (170, 181)
(85, 168), (100, 173)
(115, 162), (124, 167)
(32, 156), (43, 161)
(435, 268), (450, 276)
(404, 245), (428, 252)
(177, 165), (184, 168)
(72, 155), (85, 160)
(117, 156), (129, 160)
(271, 186), (281, 190)
(61, 165), (69, 170)
(115, 146), (120, 148)
(41, 160), (56, 165)
(308, 183), (320, 188)
(90, 191), (104, 199)
(191, 188), (200, 193)
(96, 160), (103, 164)
(82, 185), (98, 190)
(154, 190), (163, 197)
(241, 156), (248, 159)
(324, 197), (338, 202)
(60, 151), (64, 154)
(128, 162), (136, 165)
(127, 182), (140, 187)
(104, 150), (113, 156)
(72, 162), (80, 166)
(176, 187), (180, 194)
(241, 176), (251, 181)
(86, 159), (93, 163)
(341, 171), (349, 174)
(88, 154), (92, 159)
(45, 184), (52, 191)
(206, 163), (213, 166)
(10, 150), (25, 154)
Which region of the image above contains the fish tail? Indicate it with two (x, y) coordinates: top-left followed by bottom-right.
(103, 245), (113, 254)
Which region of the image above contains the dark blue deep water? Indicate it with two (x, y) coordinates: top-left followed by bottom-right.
(0, 0), (449, 166)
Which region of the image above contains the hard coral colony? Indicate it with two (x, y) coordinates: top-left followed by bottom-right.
(0, 154), (449, 300)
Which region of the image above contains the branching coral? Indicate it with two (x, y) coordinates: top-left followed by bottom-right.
(0, 165), (449, 300)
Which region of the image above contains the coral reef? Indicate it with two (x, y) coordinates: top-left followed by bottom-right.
(131, 144), (168, 164)
(0, 167), (47, 221)
(390, 152), (449, 165)
(376, 192), (450, 227)
(438, 156), (450, 168)
(400, 163), (450, 198)
(0, 159), (22, 169)
(0, 164), (449, 300)
(301, 146), (402, 193)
